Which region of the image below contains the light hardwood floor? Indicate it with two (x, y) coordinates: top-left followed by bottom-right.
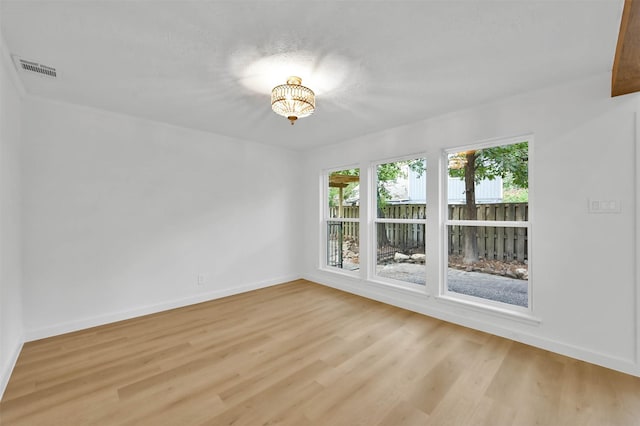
(2, 279), (640, 425)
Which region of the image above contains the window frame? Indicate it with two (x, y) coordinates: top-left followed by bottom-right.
(369, 154), (428, 290)
(440, 135), (533, 315)
(321, 165), (361, 276)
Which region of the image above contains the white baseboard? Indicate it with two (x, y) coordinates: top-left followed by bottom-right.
(25, 275), (299, 342)
(303, 271), (640, 378)
(0, 338), (24, 400)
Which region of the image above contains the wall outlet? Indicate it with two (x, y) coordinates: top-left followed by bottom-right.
(197, 274), (205, 285)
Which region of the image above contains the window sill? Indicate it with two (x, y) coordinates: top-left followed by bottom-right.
(367, 278), (427, 296)
(319, 266), (361, 279)
(436, 294), (542, 326)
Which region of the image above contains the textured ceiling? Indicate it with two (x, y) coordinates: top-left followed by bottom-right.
(0, 1), (624, 150)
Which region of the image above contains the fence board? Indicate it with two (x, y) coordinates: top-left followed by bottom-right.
(477, 205), (486, 258)
(505, 204), (515, 260)
(516, 205), (526, 262)
(495, 206), (505, 260)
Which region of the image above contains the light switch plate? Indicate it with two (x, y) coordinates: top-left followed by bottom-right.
(588, 199), (621, 214)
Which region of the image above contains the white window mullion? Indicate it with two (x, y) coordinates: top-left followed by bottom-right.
(445, 219), (529, 228)
(376, 218), (428, 225)
(328, 218), (359, 223)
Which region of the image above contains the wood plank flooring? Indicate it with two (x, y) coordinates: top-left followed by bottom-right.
(2, 279), (640, 425)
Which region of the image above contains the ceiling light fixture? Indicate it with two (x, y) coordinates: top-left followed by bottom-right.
(271, 76), (315, 125)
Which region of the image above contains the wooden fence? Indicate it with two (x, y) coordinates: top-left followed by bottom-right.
(448, 203), (528, 262)
(329, 203), (528, 261)
(328, 206), (360, 240)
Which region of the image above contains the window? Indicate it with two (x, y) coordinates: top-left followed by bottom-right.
(325, 168), (360, 271)
(444, 138), (530, 310)
(373, 157), (427, 286)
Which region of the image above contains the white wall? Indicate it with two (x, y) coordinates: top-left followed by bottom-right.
(302, 73), (640, 376)
(21, 97), (301, 339)
(5, 64), (639, 393)
(0, 38), (25, 394)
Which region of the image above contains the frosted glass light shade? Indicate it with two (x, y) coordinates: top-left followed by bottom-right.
(271, 76), (315, 125)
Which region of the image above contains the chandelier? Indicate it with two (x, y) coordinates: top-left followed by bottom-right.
(271, 76), (315, 125)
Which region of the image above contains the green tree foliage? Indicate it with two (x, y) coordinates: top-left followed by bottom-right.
(503, 171), (529, 202)
(448, 142), (528, 187)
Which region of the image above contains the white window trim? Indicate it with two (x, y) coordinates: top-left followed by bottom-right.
(444, 220), (528, 228)
(327, 218), (360, 223)
(369, 155), (428, 290)
(441, 134), (534, 316)
(435, 293), (541, 325)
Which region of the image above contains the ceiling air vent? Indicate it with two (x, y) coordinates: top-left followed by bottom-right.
(12, 56), (57, 78)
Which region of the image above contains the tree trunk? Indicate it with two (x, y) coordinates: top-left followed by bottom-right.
(463, 151), (479, 264)
(377, 206), (390, 246)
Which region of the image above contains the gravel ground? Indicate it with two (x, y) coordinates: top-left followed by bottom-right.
(376, 263), (528, 307)
(377, 263), (426, 285)
(447, 268), (528, 307)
